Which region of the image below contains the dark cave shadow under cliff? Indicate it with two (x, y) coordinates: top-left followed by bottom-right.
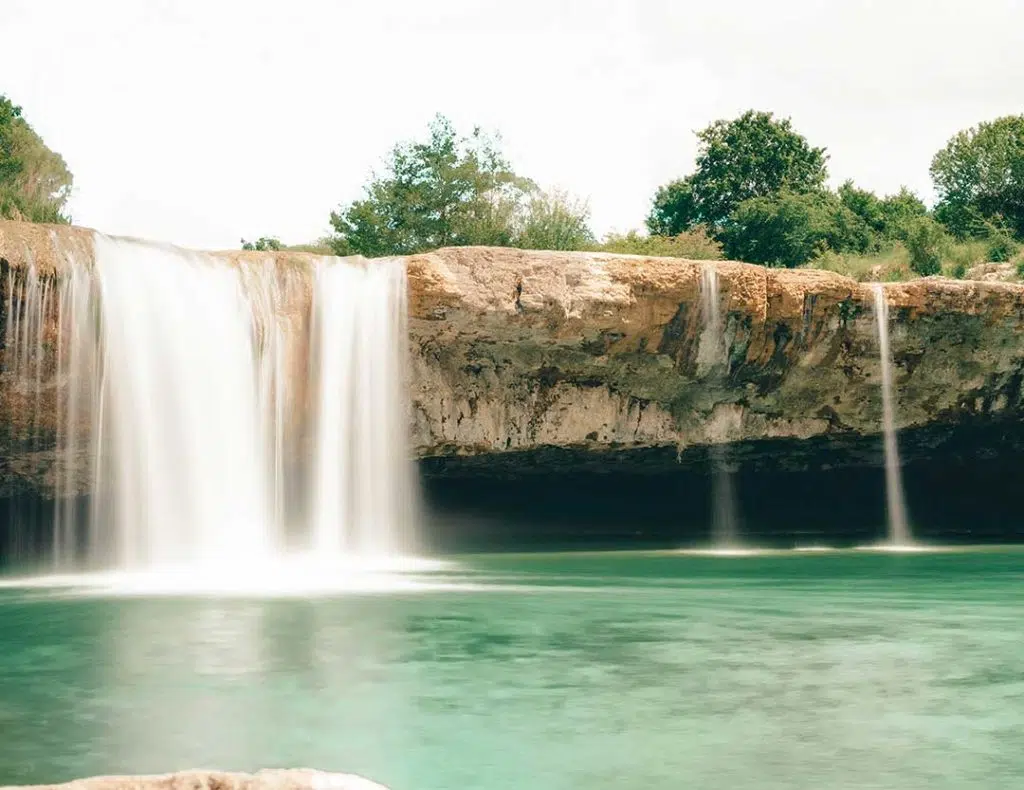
(3, 420), (1024, 568)
(420, 422), (1024, 552)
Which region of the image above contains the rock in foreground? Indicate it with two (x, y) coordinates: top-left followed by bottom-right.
(5, 768), (389, 790)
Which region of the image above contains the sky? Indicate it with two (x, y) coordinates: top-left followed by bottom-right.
(2, 0), (1023, 249)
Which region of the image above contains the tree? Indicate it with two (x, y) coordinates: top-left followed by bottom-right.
(720, 191), (869, 268)
(647, 178), (699, 237)
(329, 115), (535, 257)
(647, 110), (828, 236)
(0, 95), (73, 223)
(241, 237), (283, 251)
(931, 115), (1024, 238)
(879, 187), (929, 235)
(513, 189), (594, 251)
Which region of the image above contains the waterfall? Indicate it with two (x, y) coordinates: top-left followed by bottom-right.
(2, 233), (418, 572)
(871, 284), (911, 546)
(699, 265), (740, 548)
(310, 259), (418, 560)
(93, 236), (272, 567)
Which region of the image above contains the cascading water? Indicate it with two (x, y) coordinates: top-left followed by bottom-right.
(871, 284), (912, 546)
(311, 259), (417, 561)
(1, 232), (418, 573)
(698, 265), (740, 548)
(93, 236), (271, 567)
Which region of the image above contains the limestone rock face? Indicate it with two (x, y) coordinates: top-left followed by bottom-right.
(2, 219), (1024, 495)
(406, 246), (1024, 472)
(8, 769), (389, 790)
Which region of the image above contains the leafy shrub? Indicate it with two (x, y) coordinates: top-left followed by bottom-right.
(241, 237), (283, 251)
(597, 227), (722, 259)
(720, 191), (869, 267)
(810, 244), (912, 282)
(901, 216), (946, 276)
(983, 221), (1020, 262)
(513, 190), (594, 251)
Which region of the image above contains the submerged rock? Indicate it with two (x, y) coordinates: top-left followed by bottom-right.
(8, 769), (389, 790)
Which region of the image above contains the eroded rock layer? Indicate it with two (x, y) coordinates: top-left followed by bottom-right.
(406, 246), (1024, 475)
(2, 219), (1023, 500)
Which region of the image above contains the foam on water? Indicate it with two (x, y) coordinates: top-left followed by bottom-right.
(0, 556), (469, 598)
(680, 547), (762, 558)
(854, 542), (936, 553)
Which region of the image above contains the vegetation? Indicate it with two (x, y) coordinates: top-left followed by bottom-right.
(241, 237), (283, 251)
(648, 111), (828, 236)
(8, 89), (1024, 285)
(931, 116), (1024, 239)
(901, 216), (946, 276)
(0, 95), (72, 223)
(718, 191), (864, 267)
(637, 109), (1024, 281)
(514, 189), (595, 252)
(245, 109), (1024, 283)
(328, 115), (594, 256)
(594, 227), (722, 259)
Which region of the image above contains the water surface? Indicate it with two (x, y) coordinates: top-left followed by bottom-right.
(1, 549), (1022, 789)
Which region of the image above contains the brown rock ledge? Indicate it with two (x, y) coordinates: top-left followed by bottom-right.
(2, 219), (1024, 494)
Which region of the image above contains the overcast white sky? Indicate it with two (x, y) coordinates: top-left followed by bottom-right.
(2, 0), (1022, 249)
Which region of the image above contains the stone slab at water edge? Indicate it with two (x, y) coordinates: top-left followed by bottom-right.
(3, 218), (1024, 496)
(4, 769), (389, 790)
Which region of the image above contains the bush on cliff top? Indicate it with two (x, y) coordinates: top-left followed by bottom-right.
(594, 227), (723, 260)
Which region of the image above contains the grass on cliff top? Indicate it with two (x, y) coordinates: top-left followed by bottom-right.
(803, 239), (1021, 282)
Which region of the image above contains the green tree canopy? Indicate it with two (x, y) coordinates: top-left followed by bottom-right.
(647, 110), (828, 236)
(719, 191), (871, 268)
(931, 115), (1024, 238)
(329, 115), (538, 256)
(0, 95), (73, 223)
(837, 181), (928, 245)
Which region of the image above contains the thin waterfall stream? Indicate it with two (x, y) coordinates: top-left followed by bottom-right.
(871, 284), (912, 546)
(699, 265), (740, 548)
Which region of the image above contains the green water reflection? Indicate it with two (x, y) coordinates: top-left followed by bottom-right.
(1, 548), (1022, 789)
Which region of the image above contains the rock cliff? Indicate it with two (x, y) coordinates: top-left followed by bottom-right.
(407, 246), (1024, 476)
(2, 219), (1023, 499)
